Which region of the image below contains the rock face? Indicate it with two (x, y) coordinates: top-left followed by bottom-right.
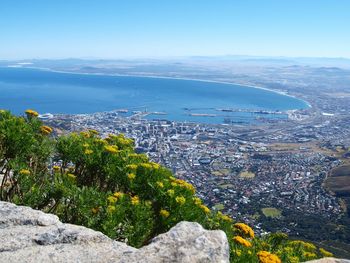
(307, 259), (350, 263)
(0, 201), (229, 263)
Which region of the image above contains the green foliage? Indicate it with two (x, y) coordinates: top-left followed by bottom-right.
(0, 110), (52, 203)
(0, 110), (333, 262)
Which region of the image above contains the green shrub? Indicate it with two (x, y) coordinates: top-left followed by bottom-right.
(0, 110), (333, 262)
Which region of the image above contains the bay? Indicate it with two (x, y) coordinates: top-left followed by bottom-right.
(0, 67), (309, 124)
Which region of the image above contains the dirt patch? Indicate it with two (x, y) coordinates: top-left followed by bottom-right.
(325, 165), (350, 196)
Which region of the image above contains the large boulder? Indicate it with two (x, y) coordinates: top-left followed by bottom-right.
(306, 259), (350, 263)
(0, 201), (229, 263)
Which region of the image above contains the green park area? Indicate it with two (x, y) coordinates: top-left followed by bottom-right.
(262, 207), (282, 218)
(239, 171), (255, 179)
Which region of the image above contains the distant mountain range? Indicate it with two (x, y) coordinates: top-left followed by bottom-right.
(1, 55), (350, 69)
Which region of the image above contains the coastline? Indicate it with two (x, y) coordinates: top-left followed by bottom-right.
(6, 65), (312, 109)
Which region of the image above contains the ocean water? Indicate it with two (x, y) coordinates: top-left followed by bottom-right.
(0, 67), (309, 124)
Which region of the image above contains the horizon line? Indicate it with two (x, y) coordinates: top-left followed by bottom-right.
(1, 54), (350, 61)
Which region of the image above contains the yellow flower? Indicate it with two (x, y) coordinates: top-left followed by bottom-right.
(128, 173), (136, 180)
(40, 125), (53, 135)
(83, 143), (90, 147)
(200, 204), (210, 214)
(156, 181), (164, 188)
(108, 133), (118, 139)
(67, 173), (76, 180)
(139, 163), (153, 169)
(107, 205), (116, 213)
(25, 109), (39, 117)
(88, 129), (99, 135)
(185, 184), (195, 194)
(234, 223), (255, 239)
(193, 197), (202, 206)
(303, 252), (317, 259)
(234, 249), (242, 257)
(41, 130), (50, 135)
(175, 179), (184, 184)
(288, 256), (299, 263)
(95, 138), (108, 145)
(150, 162), (160, 169)
(42, 126), (52, 132)
(160, 209), (170, 218)
(257, 251), (281, 263)
(107, 196), (118, 204)
(104, 145), (119, 154)
(91, 207), (100, 214)
(131, 196), (140, 205)
(80, 131), (90, 138)
(283, 246), (293, 253)
(319, 248), (333, 257)
(19, 169), (31, 175)
(175, 196), (186, 205)
(233, 236), (252, 247)
(84, 149), (93, 155)
(115, 135), (133, 146)
(53, 165), (60, 171)
(126, 164), (138, 170)
(222, 215), (232, 222)
(167, 189), (175, 197)
(217, 212), (233, 222)
(173, 179), (195, 193)
(290, 240), (316, 251)
(113, 192), (124, 199)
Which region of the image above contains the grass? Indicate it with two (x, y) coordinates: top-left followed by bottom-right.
(239, 171), (255, 179)
(219, 183), (234, 189)
(219, 168), (230, 175)
(269, 143), (302, 151)
(212, 168), (230, 176)
(261, 207), (282, 218)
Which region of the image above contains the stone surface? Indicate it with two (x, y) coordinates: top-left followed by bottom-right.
(0, 201), (229, 263)
(306, 258), (350, 263)
(133, 221), (229, 263)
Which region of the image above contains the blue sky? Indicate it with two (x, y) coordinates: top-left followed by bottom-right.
(1, 0), (349, 59)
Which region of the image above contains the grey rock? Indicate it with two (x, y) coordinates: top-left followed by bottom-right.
(0, 201), (229, 263)
(0, 201), (59, 228)
(129, 221), (229, 263)
(306, 258), (350, 263)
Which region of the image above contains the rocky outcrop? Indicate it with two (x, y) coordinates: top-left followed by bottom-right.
(307, 259), (350, 263)
(0, 201), (229, 263)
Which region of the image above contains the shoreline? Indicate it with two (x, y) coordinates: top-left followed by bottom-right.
(5, 65), (312, 109)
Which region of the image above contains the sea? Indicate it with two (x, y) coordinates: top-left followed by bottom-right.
(0, 67), (309, 124)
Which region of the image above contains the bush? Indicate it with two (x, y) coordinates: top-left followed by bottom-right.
(0, 110), (333, 262)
